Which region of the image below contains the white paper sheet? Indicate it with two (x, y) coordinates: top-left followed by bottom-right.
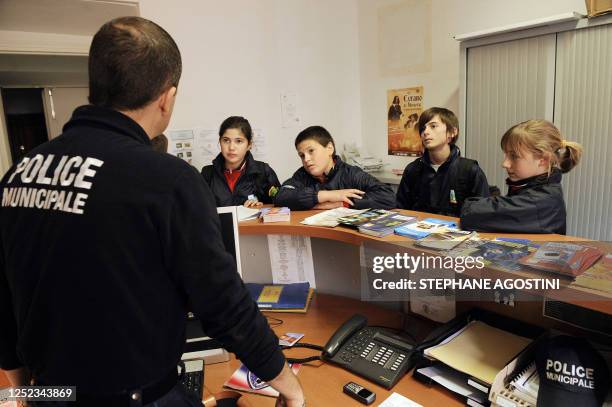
(167, 127), (268, 170)
(378, 392), (423, 407)
(166, 129), (196, 166)
(267, 234), (315, 287)
(280, 92), (301, 128)
(236, 206), (260, 222)
(417, 365), (474, 397)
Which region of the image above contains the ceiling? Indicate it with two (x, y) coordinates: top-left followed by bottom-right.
(0, 0), (139, 36)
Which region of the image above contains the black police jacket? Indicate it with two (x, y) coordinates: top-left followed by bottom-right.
(201, 152), (280, 207)
(460, 169), (567, 234)
(275, 156), (396, 210)
(0, 105), (284, 395)
(396, 145), (490, 216)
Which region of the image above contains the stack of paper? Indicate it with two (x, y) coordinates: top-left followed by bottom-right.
(301, 207), (367, 227)
(260, 207), (290, 223)
(237, 206), (260, 221)
(423, 321), (532, 385)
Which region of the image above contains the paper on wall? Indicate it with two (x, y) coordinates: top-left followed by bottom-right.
(280, 92), (301, 128)
(167, 127), (268, 169)
(268, 234), (315, 287)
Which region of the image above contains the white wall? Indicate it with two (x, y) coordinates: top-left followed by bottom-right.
(139, 0), (362, 182)
(358, 0), (587, 173)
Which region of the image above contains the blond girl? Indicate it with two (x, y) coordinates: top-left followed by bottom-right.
(461, 120), (582, 234)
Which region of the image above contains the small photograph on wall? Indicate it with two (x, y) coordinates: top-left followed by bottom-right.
(387, 87), (424, 156)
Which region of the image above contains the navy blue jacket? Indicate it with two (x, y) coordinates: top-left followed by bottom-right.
(396, 145), (490, 216)
(201, 152), (280, 207)
(275, 156), (396, 210)
(0, 105), (284, 394)
(461, 169), (567, 234)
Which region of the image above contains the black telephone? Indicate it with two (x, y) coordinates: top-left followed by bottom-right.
(322, 314), (415, 389)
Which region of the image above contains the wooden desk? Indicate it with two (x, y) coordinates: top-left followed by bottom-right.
(0, 295), (458, 405)
(203, 293), (462, 407)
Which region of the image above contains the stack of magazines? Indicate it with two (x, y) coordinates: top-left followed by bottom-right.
(357, 212), (417, 237)
(518, 242), (603, 278)
(259, 207), (290, 223)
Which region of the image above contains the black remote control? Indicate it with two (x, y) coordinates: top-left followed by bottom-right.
(343, 381), (376, 405)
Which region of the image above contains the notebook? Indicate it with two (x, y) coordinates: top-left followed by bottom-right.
(245, 282), (314, 313)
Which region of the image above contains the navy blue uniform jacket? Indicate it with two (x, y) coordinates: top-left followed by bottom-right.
(275, 156), (396, 210)
(396, 145), (490, 216)
(0, 106), (284, 394)
(201, 152), (280, 207)
(461, 170), (567, 234)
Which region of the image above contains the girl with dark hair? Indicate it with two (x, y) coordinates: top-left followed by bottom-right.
(201, 116), (280, 207)
(274, 125), (396, 210)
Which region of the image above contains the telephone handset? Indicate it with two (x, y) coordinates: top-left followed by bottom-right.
(323, 314), (367, 358)
(322, 314), (415, 389)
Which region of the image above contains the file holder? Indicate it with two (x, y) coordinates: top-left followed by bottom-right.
(411, 308), (545, 406)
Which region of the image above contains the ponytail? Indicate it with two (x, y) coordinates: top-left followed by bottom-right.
(557, 140), (583, 173)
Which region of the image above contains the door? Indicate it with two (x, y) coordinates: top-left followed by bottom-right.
(42, 87), (89, 139)
(0, 87), (49, 164)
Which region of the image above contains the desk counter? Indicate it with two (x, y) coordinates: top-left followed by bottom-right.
(239, 209), (611, 315)
(203, 293), (462, 407)
(239, 209), (581, 244)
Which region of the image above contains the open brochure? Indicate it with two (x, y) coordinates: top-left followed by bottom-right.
(224, 363), (301, 397)
(572, 253), (612, 293)
(301, 207), (368, 227)
(519, 242), (603, 278)
(414, 229), (475, 251)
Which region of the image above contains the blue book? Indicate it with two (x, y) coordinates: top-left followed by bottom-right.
(394, 218), (457, 239)
(245, 282), (311, 310)
(358, 213), (417, 237)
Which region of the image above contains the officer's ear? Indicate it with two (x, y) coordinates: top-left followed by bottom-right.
(158, 86), (177, 116)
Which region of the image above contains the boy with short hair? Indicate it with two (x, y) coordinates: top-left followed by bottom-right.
(396, 107), (489, 216)
(275, 125), (396, 210)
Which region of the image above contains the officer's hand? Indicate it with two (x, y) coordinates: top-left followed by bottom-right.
(275, 396), (305, 407)
(268, 364), (305, 407)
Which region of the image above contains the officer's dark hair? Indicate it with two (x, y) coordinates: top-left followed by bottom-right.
(88, 16), (182, 110)
(417, 107), (459, 145)
(219, 116), (253, 143)
(294, 126), (335, 154)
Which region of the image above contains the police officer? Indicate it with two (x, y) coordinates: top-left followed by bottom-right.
(0, 16), (304, 407)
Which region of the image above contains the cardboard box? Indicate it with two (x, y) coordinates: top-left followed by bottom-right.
(585, 0), (612, 17)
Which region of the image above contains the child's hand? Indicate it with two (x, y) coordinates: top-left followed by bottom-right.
(313, 201), (344, 210)
(244, 199), (263, 208)
(319, 189), (364, 206)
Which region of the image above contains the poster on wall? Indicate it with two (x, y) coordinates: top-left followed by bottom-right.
(166, 127), (268, 171)
(387, 86), (424, 156)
